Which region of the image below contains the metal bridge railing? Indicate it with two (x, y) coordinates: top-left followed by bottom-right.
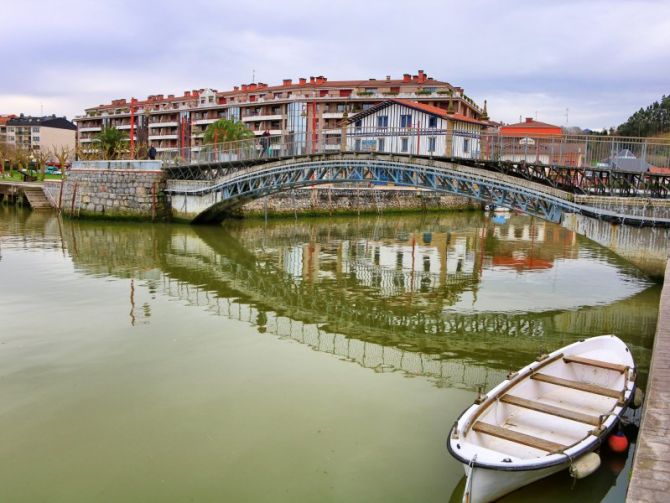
(155, 128), (670, 172)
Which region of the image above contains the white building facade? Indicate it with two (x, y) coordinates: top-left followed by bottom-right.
(345, 99), (487, 158)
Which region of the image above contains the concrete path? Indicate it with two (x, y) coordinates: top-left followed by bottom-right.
(627, 259), (670, 502)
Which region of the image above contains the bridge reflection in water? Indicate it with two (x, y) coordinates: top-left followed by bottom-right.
(47, 211), (658, 392)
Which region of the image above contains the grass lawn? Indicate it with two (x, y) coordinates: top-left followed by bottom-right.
(0, 171), (62, 182)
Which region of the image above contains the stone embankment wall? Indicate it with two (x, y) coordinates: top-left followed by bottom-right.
(44, 169), (169, 220)
(240, 188), (478, 216)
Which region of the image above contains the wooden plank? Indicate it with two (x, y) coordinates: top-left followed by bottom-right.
(532, 372), (622, 399)
(472, 421), (566, 452)
(463, 352), (565, 434)
(500, 394), (601, 426)
(563, 355), (628, 373)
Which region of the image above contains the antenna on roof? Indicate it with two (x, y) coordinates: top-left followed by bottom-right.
(565, 107), (569, 125)
(41, 103), (44, 116)
(252, 69), (255, 83)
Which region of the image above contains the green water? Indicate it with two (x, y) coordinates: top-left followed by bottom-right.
(0, 207), (660, 502)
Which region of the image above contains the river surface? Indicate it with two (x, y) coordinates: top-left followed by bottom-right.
(0, 207), (661, 502)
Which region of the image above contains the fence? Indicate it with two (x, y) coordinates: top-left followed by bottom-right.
(153, 128), (670, 173)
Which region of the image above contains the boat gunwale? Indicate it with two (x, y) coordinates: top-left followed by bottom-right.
(447, 336), (636, 472)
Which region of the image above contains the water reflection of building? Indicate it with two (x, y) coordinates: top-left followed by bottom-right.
(276, 230), (480, 297)
(488, 220), (578, 271)
(273, 219), (580, 295)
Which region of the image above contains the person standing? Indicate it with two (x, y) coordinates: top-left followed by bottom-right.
(260, 129), (271, 158)
(148, 145), (157, 160)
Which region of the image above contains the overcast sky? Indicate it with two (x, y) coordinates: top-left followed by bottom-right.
(1, 0), (668, 129)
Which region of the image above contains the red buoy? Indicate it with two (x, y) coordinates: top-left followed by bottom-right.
(608, 431), (629, 453)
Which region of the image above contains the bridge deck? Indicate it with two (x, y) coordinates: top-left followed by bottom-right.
(165, 153), (670, 226)
(628, 259), (670, 502)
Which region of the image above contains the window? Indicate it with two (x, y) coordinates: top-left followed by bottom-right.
(33, 136), (40, 142)
(401, 137), (409, 152)
(377, 115), (388, 128)
(427, 137), (436, 153)
(400, 114), (412, 128)
(463, 138), (470, 153)
(428, 116), (437, 128)
(355, 139), (361, 151)
(355, 120), (362, 130)
(378, 138), (385, 152)
(32, 126), (40, 132)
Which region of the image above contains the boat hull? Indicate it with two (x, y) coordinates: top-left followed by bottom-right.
(463, 462), (567, 503)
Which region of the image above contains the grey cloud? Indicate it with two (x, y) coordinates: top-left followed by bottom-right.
(1, 0), (668, 128)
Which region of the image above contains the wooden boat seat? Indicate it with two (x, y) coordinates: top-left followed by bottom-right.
(563, 355), (628, 373)
(531, 373), (622, 399)
(472, 421), (567, 452)
(500, 394), (601, 426)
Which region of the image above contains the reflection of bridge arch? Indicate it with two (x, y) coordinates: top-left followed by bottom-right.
(49, 214), (656, 387)
(166, 155), (670, 226)
(161, 277), (508, 390)
(160, 226), (655, 374)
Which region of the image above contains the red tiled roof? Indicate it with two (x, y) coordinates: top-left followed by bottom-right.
(504, 119), (561, 129)
(0, 114), (16, 125)
(390, 99), (488, 125)
(390, 98), (450, 116)
(217, 78), (454, 96)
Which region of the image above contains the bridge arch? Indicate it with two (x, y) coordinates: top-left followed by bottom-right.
(167, 154), (587, 224)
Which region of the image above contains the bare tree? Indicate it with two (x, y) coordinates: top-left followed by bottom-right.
(14, 148), (31, 181)
(33, 148), (50, 181)
(53, 146), (72, 181)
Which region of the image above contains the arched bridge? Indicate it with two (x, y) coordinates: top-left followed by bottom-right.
(165, 152), (670, 226)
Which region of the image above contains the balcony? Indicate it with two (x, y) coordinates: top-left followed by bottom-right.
(322, 112), (346, 119)
(193, 118), (219, 125)
(149, 121), (178, 128)
(78, 126), (102, 133)
(252, 129), (282, 136)
(116, 124), (132, 130)
(242, 114), (283, 123)
(148, 134), (178, 140)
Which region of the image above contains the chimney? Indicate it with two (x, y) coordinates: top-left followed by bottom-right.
(402, 73), (411, 83)
(412, 74), (418, 82)
(249, 83), (257, 90)
(309, 76), (315, 84)
(299, 77), (307, 85)
(241, 84), (248, 91)
(233, 86), (239, 91)
(283, 79), (292, 86)
(418, 69), (426, 83)
(316, 76), (326, 84)
(168, 94), (175, 99)
(525, 117), (533, 123)
(184, 91), (191, 97)
(386, 75), (391, 81)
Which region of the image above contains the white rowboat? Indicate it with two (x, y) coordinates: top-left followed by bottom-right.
(447, 335), (636, 503)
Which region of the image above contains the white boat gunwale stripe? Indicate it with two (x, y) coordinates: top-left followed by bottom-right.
(472, 421), (567, 452)
(500, 394), (602, 426)
(563, 355), (629, 373)
(531, 372), (623, 399)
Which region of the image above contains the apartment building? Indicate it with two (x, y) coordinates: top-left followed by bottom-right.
(0, 115), (17, 144)
(3, 115), (77, 153)
(75, 70), (488, 154)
